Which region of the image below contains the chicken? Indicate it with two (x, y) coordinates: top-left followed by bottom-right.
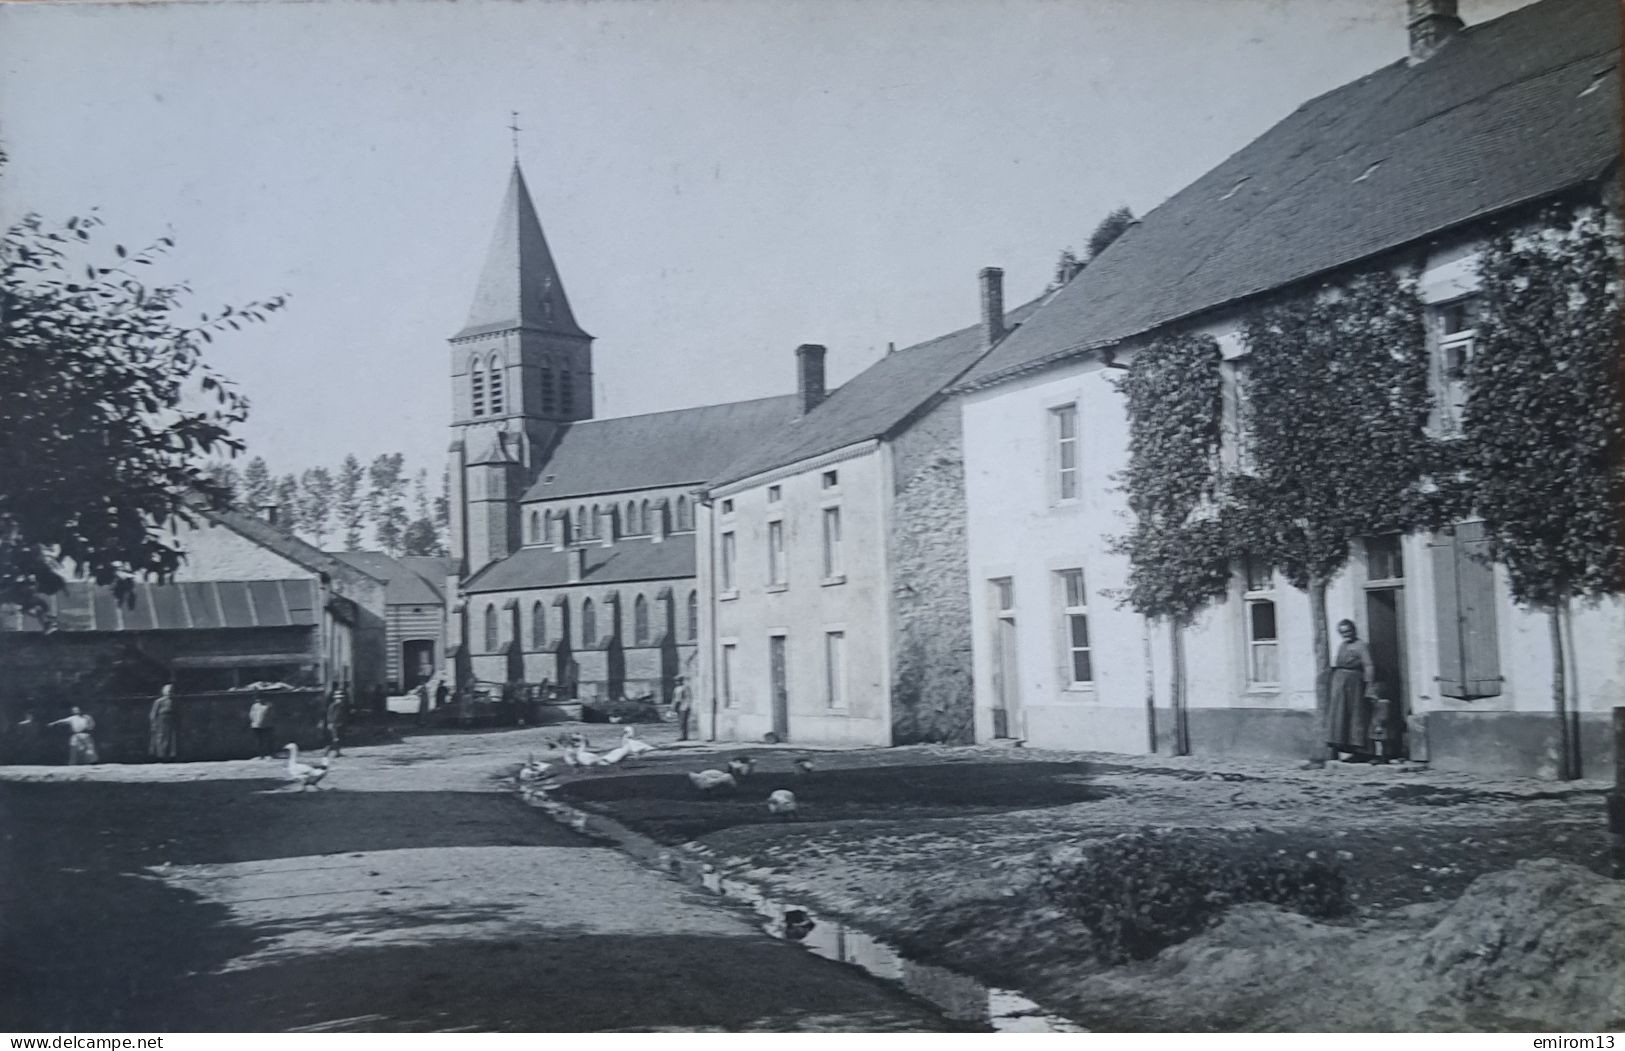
(283, 743), (329, 791)
(726, 756), (755, 780)
(767, 788), (798, 819)
(688, 769), (738, 792)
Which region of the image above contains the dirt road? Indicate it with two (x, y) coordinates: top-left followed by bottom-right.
(0, 725), (949, 1033)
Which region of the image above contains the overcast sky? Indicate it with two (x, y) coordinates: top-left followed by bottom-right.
(0, 0), (1529, 483)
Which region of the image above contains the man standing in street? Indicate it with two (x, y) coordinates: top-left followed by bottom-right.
(672, 676), (692, 742)
(248, 694), (275, 758)
(325, 684), (347, 758)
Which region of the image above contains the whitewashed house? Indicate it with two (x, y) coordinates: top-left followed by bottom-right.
(956, 0), (1621, 778)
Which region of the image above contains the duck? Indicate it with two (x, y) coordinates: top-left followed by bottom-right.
(688, 769), (738, 793)
(283, 743), (329, 791)
(767, 788), (798, 819)
(726, 756), (755, 780)
(620, 726), (656, 757)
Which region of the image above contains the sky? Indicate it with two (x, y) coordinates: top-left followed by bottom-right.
(0, 0), (1531, 483)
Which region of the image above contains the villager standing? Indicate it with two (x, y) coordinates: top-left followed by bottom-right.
(325, 685), (348, 758)
(672, 676), (692, 742)
(248, 694), (275, 758)
(147, 683), (178, 762)
(415, 681), (431, 726)
(1326, 619), (1376, 763)
(435, 680), (450, 710)
(50, 707), (98, 765)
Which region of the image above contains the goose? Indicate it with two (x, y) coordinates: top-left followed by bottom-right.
(767, 788), (798, 819)
(518, 754), (552, 782)
(283, 743), (329, 791)
(726, 756), (755, 780)
(620, 726), (656, 757)
(571, 736), (609, 769)
(597, 741), (632, 765)
(688, 769), (737, 793)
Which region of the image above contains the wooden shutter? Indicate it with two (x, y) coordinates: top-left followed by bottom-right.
(1430, 524), (1503, 700)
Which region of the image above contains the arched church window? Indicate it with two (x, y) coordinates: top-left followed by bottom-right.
(484, 604), (499, 652)
(529, 510), (541, 545)
(686, 590), (698, 642)
(531, 601), (546, 649)
(575, 506), (586, 541)
(470, 356), (486, 417)
(541, 367), (556, 414)
(581, 598), (597, 647)
(561, 369), (574, 415)
(641, 499), (652, 534)
(487, 355), (504, 415)
(676, 496), (690, 531)
(633, 595), (649, 645)
(590, 504), (601, 539)
(625, 501), (637, 535)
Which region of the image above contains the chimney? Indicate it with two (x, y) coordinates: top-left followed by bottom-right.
(796, 344), (827, 415)
(599, 507), (617, 548)
(980, 267), (1005, 349)
(651, 499), (668, 544)
(1406, 0), (1462, 63)
(569, 547), (587, 583)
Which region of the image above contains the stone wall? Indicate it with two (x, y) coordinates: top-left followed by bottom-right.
(888, 397), (976, 744)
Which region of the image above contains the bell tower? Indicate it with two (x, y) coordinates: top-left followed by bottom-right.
(448, 163), (594, 576)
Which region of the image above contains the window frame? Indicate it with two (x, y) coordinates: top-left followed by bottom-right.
(1434, 297), (1479, 436)
(1056, 568), (1093, 688)
(766, 517), (788, 588)
(824, 629), (847, 709)
(487, 354), (504, 415)
(531, 601), (546, 650)
(720, 529), (738, 595)
(820, 505), (844, 582)
(1049, 403), (1080, 504)
(581, 597), (597, 648)
(633, 594), (650, 645)
(720, 642), (738, 708)
(1241, 555), (1280, 689)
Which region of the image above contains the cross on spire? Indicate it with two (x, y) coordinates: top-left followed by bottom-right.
(508, 110), (520, 160)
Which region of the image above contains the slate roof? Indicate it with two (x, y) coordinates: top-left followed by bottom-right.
(960, 0), (1621, 390)
(462, 538), (696, 594)
(399, 556), (455, 602)
(713, 301), (1041, 488)
(330, 552), (447, 607)
(0, 579), (322, 633)
(206, 508), (386, 589)
(520, 394), (802, 502)
(454, 163), (589, 341)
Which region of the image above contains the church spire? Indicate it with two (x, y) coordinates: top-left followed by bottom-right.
(455, 163), (590, 341)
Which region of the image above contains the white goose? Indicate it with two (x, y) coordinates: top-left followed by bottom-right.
(283, 743), (329, 791)
(620, 726), (656, 757)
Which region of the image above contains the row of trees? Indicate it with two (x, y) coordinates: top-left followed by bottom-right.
(206, 454), (449, 557)
(1115, 207), (1621, 778)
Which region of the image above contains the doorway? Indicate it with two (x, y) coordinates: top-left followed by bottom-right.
(990, 578), (1020, 739)
(769, 633), (790, 741)
(402, 640), (435, 689)
(1363, 535), (1409, 759)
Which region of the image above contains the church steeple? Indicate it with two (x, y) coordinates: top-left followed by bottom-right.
(455, 163), (590, 341)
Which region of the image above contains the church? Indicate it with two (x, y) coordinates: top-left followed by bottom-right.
(443, 164), (802, 704)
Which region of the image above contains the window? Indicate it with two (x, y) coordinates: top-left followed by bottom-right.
(1429, 522), (1502, 699)
(676, 496), (690, 530)
(1050, 404), (1078, 502)
(993, 577), (1015, 614)
(470, 358), (487, 417)
(633, 594), (650, 645)
(1242, 555), (1278, 686)
(822, 470), (838, 489)
(641, 499), (652, 534)
(767, 519), (787, 586)
(581, 598), (597, 648)
(484, 604), (499, 652)
(721, 643), (737, 708)
(541, 367), (556, 413)
(561, 369), (574, 415)
(487, 356), (504, 414)
(529, 510), (541, 545)
(686, 590), (698, 641)
(1366, 535), (1404, 583)
(821, 506), (843, 579)
(1436, 299), (1478, 434)
(721, 531), (737, 591)
(1057, 568), (1092, 685)
(590, 504), (601, 539)
(767, 485), (782, 504)
(721, 498), (734, 516)
(574, 506), (586, 542)
(824, 631), (846, 708)
(531, 601), (546, 649)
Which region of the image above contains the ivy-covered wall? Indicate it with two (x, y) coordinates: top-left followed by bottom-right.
(889, 395), (976, 744)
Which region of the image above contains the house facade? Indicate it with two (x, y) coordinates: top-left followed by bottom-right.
(442, 165), (799, 701)
(696, 273), (1034, 746)
(956, 0), (1621, 779)
(331, 552), (451, 691)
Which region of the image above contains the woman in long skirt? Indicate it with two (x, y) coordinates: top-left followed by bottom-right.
(50, 707), (99, 765)
(148, 684), (178, 761)
(1326, 619), (1375, 762)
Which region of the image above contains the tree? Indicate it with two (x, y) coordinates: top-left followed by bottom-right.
(201, 461), (241, 505)
(434, 467), (450, 540)
(1465, 208), (1621, 780)
(1087, 206), (1135, 260)
(0, 179), (283, 617)
(367, 452), (408, 556)
(401, 466), (445, 557)
(1228, 269), (1433, 761)
(298, 467), (334, 548)
(269, 473), (300, 534)
(1110, 332), (1230, 755)
(241, 455), (273, 512)
(336, 455), (366, 551)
